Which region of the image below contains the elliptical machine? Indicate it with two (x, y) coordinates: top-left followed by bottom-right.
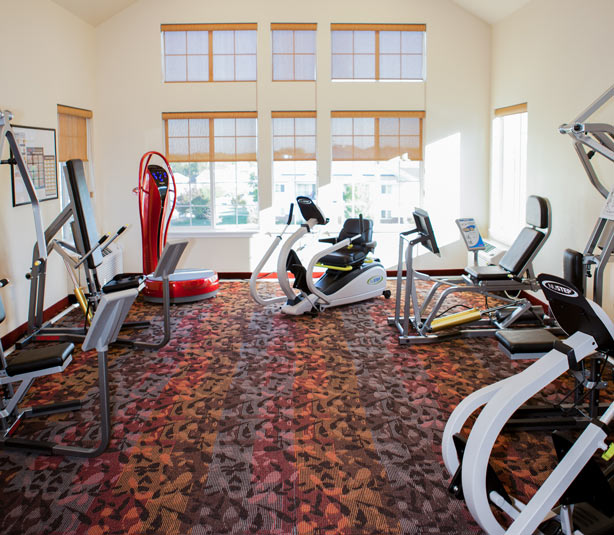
(250, 196), (390, 315)
(138, 151), (219, 302)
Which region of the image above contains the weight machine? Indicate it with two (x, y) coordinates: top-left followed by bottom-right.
(560, 83), (614, 305)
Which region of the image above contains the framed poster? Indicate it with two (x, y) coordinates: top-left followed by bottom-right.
(10, 124), (58, 207)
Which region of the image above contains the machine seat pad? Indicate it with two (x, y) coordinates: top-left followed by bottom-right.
(319, 248), (366, 267)
(102, 273), (144, 293)
(464, 265), (512, 281)
(6, 342), (74, 377)
(495, 328), (558, 354)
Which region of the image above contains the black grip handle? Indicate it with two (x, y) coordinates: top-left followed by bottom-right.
(98, 233), (110, 245)
(0, 279), (8, 288)
(287, 203), (294, 226)
(117, 225), (128, 235)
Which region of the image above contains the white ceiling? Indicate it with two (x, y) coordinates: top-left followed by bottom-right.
(452, 0), (532, 24)
(51, 0), (138, 26)
(51, 0), (532, 27)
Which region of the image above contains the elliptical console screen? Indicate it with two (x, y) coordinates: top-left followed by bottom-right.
(413, 208), (440, 256)
(148, 165), (169, 186)
(148, 164), (170, 201)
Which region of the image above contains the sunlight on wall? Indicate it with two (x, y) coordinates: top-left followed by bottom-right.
(424, 132), (461, 247)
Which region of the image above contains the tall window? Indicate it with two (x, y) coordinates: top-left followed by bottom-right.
(163, 112), (258, 229)
(57, 104), (93, 239)
(329, 111), (424, 228)
(271, 24), (316, 81)
(161, 24), (257, 82)
(489, 104), (528, 244)
(272, 112), (317, 224)
(331, 24), (425, 81)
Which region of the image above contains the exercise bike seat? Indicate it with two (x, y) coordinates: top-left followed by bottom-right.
(464, 265), (513, 281)
(102, 273), (144, 294)
(319, 218), (374, 268)
(5, 342), (74, 377)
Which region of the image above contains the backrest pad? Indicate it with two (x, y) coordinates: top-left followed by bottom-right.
(526, 195), (550, 229)
(65, 160), (103, 269)
(498, 228), (545, 275)
(338, 218), (373, 245)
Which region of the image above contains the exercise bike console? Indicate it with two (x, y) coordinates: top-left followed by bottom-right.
(296, 196), (328, 226)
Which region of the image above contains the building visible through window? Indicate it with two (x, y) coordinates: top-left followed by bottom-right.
(272, 111), (317, 225)
(328, 111), (424, 228)
(163, 112), (258, 229)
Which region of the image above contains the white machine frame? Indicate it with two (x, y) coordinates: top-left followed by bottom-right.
(442, 276), (614, 534)
(250, 198), (388, 315)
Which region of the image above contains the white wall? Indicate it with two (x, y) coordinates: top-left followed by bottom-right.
(491, 0), (614, 310)
(93, 0), (491, 274)
(0, 0), (96, 335)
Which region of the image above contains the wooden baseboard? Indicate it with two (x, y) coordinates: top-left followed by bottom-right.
(224, 269), (467, 280)
(1, 296), (70, 350)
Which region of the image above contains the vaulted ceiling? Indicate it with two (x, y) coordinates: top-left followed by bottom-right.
(50, 0), (532, 27)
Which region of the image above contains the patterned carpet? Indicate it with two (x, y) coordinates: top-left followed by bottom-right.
(0, 280), (582, 534)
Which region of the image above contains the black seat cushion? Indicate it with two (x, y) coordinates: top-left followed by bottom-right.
(464, 265), (512, 281)
(102, 273), (144, 294)
(319, 248), (367, 267)
(495, 328), (558, 353)
(6, 342), (74, 377)
(498, 228), (545, 275)
(318, 217), (374, 268)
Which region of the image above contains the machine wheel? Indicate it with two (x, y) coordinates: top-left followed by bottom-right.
(383, 290), (392, 299)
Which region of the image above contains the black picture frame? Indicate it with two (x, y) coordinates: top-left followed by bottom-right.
(10, 124), (58, 207)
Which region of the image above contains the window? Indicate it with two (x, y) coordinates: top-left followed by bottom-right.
(272, 111), (317, 224)
(331, 24), (425, 81)
(161, 24), (257, 82)
(271, 23), (316, 81)
(489, 104), (528, 244)
(57, 105), (91, 162)
(57, 104), (93, 239)
(328, 111), (424, 228)
(163, 112), (258, 229)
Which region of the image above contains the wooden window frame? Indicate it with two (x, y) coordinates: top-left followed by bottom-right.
(163, 111), (258, 162)
(494, 103), (528, 118)
(272, 111), (317, 160)
(271, 23), (317, 82)
(330, 23), (425, 81)
(331, 111), (425, 161)
(161, 23), (258, 83)
(162, 111), (259, 230)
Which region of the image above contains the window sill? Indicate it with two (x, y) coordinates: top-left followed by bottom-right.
(168, 228), (259, 238)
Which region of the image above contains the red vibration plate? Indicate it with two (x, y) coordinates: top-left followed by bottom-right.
(143, 269), (219, 303)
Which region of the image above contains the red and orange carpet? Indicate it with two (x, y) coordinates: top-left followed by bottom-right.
(0, 281), (568, 534)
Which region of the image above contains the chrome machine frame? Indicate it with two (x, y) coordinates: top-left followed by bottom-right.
(559, 83), (614, 305)
(388, 207), (550, 345)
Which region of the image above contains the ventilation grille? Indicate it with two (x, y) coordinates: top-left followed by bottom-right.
(97, 244), (124, 285)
